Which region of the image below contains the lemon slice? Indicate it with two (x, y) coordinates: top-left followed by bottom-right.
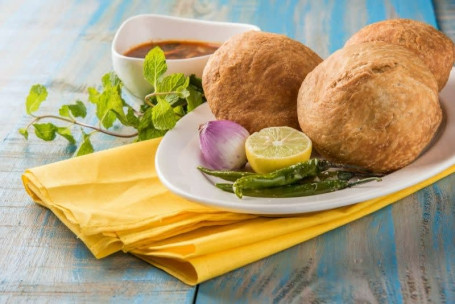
(245, 126), (312, 174)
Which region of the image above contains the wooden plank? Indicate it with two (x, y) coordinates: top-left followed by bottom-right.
(213, 0), (437, 57)
(434, 0), (455, 39)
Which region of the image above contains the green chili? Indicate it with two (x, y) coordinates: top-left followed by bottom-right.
(233, 159), (330, 198)
(216, 183), (234, 192)
(218, 177), (381, 198)
(317, 170), (354, 181)
(197, 166), (255, 182)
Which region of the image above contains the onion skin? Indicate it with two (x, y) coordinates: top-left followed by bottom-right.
(198, 120), (250, 170)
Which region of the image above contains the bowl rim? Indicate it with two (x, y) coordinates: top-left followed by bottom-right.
(112, 14), (261, 63)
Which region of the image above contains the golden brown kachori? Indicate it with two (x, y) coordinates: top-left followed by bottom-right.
(345, 18), (454, 91)
(202, 31), (322, 133)
(297, 41), (442, 173)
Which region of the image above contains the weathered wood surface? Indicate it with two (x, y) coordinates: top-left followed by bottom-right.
(0, 0), (453, 303)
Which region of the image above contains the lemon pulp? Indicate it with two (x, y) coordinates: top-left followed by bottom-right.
(245, 126), (312, 174)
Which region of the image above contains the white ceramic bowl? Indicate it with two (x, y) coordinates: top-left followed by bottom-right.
(112, 14), (260, 99)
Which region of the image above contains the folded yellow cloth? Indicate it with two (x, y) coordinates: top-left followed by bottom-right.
(22, 138), (455, 285)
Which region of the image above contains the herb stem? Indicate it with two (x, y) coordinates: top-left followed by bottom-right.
(144, 90), (180, 102)
(145, 99), (155, 107)
(27, 115), (138, 138)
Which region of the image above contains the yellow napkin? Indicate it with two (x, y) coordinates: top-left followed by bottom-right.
(22, 138), (455, 285)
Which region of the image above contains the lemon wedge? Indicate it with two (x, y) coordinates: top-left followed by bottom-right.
(245, 126), (312, 174)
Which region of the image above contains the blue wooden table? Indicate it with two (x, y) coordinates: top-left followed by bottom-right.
(1, 0), (454, 303)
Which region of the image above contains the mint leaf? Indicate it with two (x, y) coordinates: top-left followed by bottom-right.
(19, 128), (29, 140)
(59, 105), (71, 118)
(69, 100), (87, 118)
(189, 74), (203, 92)
(176, 86), (190, 98)
(104, 89), (125, 128)
(59, 100), (87, 119)
(56, 127), (76, 144)
(33, 123), (57, 141)
(157, 73), (187, 91)
(126, 108), (139, 128)
(89, 76), (126, 129)
(112, 107), (134, 127)
(88, 86), (115, 127)
(138, 107), (153, 130)
(20, 58), (205, 153)
(88, 87), (100, 104)
(157, 73), (190, 104)
(186, 86), (204, 112)
(102, 72), (121, 88)
(144, 47), (167, 88)
(97, 100), (117, 129)
(152, 99), (177, 130)
(173, 106), (185, 117)
(76, 131), (94, 156)
(91, 87), (122, 129)
(112, 110), (128, 126)
(26, 84), (48, 115)
(137, 127), (166, 141)
(136, 107), (165, 141)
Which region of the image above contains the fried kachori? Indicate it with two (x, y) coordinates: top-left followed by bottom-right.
(297, 41), (442, 173)
(203, 31), (322, 133)
(345, 18), (454, 91)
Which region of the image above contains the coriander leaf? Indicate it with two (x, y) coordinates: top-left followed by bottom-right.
(102, 72), (121, 88)
(56, 127), (76, 144)
(33, 123), (57, 141)
(186, 86), (204, 112)
(144, 47), (167, 88)
(59, 100), (87, 119)
(26, 84), (48, 115)
(19, 128), (29, 140)
(152, 99), (177, 130)
(76, 131), (94, 156)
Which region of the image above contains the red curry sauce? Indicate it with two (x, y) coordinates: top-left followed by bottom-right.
(124, 40), (220, 59)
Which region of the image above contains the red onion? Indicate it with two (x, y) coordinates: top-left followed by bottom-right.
(198, 120), (250, 170)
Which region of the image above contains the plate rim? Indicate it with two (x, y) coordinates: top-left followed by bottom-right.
(155, 70), (455, 215)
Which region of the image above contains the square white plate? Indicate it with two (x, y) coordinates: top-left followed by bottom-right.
(155, 69), (455, 215)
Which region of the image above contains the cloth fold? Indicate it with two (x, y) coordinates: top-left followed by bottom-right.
(22, 138), (454, 285)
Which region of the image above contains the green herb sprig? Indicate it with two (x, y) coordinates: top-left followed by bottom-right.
(18, 47), (205, 156)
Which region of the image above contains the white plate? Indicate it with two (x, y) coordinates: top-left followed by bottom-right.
(155, 69), (455, 215)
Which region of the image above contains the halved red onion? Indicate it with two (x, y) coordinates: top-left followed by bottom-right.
(198, 120), (250, 170)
